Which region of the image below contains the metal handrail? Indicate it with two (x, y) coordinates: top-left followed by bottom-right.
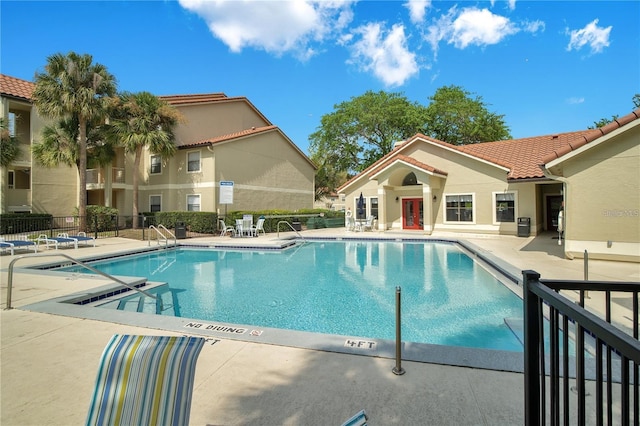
(276, 220), (304, 240)
(148, 224), (176, 247)
(4, 253), (162, 311)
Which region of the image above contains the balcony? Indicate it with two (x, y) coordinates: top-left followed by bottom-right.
(86, 167), (125, 185)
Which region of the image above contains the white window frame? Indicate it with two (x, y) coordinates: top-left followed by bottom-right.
(187, 194), (201, 211)
(443, 193), (476, 224)
(493, 191), (517, 224)
(149, 194), (162, 212)
(150, 155), (162, 175)
(187, 150), (201, 173)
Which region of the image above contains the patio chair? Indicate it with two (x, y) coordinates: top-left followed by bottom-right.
(86, 334), (205, 426)
(362, 216), (375, 231)
(219, 219), (236, 237)
(341, 409), (368, 426)
(0, 237), (38, 255)
(251, 217), (266, 236)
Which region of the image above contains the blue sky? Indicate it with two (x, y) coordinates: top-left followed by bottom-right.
(1, 1), (638, 155)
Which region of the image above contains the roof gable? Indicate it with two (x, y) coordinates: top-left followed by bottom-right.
(180, 125), (317, 170)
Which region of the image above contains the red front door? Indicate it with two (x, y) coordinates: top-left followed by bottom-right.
(402, 198), (423, 230)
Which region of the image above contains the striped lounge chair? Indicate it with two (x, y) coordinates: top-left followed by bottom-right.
(86, 334), (205, 426)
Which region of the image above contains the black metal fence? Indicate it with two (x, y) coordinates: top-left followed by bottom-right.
(523, 270), (640, 425)
(0, 215), (212, 241)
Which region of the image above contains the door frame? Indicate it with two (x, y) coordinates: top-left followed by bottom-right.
(402, 198), (423, 230)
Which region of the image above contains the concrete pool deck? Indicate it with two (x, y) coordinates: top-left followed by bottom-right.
(1, 229), (638, 425)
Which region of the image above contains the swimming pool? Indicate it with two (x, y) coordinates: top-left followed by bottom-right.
(61, 240), (525, 352)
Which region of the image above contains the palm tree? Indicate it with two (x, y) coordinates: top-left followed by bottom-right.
(110, 91), (183, 228)
(33, 116), (116, 175)
(0, 118), (21, 167)
(32, 52), (116, 231)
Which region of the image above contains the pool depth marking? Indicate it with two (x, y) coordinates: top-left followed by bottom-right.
(345, 339), (377, 350)
(184, 322), (263, 336)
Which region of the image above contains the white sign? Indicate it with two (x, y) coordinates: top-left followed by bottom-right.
(219, 181), (234, 204)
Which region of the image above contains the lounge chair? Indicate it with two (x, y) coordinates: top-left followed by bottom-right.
(219, 219), (236, 237)
(0, 237), (38, 255)
(251, 217), (266, 236)
(36, 233), (78, 249)
(341, 409), (368, 426)
(86, 334), (205, 426)
(59, 231), (96, 247)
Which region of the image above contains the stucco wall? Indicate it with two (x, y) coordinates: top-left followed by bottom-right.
(172, 101), (270, 147)
(560, 126), (640, 261)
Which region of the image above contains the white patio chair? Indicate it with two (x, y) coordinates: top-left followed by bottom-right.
(219, 219), (236, 237)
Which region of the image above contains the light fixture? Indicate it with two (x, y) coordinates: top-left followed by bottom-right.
(433, 195), (437, 201)
(395, 196), (399, 202)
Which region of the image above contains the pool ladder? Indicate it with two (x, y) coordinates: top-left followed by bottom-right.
(4, 252), (163, 312)
(149, 224), (177, 247)
(276, 220), (305, 240)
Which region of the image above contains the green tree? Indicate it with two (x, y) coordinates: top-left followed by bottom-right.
(424, 85), (511, 145)
(33, 52), (116, 230)
(0, 118), (21, 166)
(311, 151), (348, 201)
(309, 91), (428, 177)
(109, 91), (183, 227)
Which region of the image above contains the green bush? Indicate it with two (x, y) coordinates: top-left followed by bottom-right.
(0, 213), (52, 234)
(155, 211), (217, 234)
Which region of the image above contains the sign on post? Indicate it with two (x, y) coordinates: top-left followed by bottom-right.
(219, 181), (234, 204)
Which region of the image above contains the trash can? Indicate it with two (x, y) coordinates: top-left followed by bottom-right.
(517, 217), (530, 237)
(292, 219), (302, 231)
(175, 221), (187, 239)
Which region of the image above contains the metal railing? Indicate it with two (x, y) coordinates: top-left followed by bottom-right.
(276, 220), (304, 240)
(5, 253), (162, 311)
(148, 224), (176, 247)
(523, 270), (640, 425)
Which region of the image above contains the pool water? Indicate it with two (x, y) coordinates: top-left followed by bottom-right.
(64, 241), (525, 351)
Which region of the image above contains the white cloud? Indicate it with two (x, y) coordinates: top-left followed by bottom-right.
(178, 0), (355, 59)
(425, 7), (519, 56)
(523, 20), (545, 34)
(404, 0), (431, 24)
(566, 19), (612, 54)
(348, 22), (419, 87)
(566, 97), (585, 105)
(451, 8), (518, 48)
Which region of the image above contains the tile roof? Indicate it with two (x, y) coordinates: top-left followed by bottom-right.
(179, 125), (279, 148)
(159, 93), (229, 105)
(0, 74), (35, 101)
(540, 108), (640, 164)
(339, 108), (640, 190)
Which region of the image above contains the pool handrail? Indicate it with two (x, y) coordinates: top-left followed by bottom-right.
(4, 252), (163, 311)
(276, 220), (304, 240)
(149, 224), (177, 247)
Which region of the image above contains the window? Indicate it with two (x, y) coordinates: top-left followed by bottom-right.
(370, 197), (378, 219)
(150, 155), (162, 174)
(495, 192), (516, 223)
(187, 151), (200, 172)
(402, 172), (418, 186)
(187, 194), (200, 211)
(8, 170), (15, 189)
(149, 195), (161, 212)
(445, 194), (474, 222)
